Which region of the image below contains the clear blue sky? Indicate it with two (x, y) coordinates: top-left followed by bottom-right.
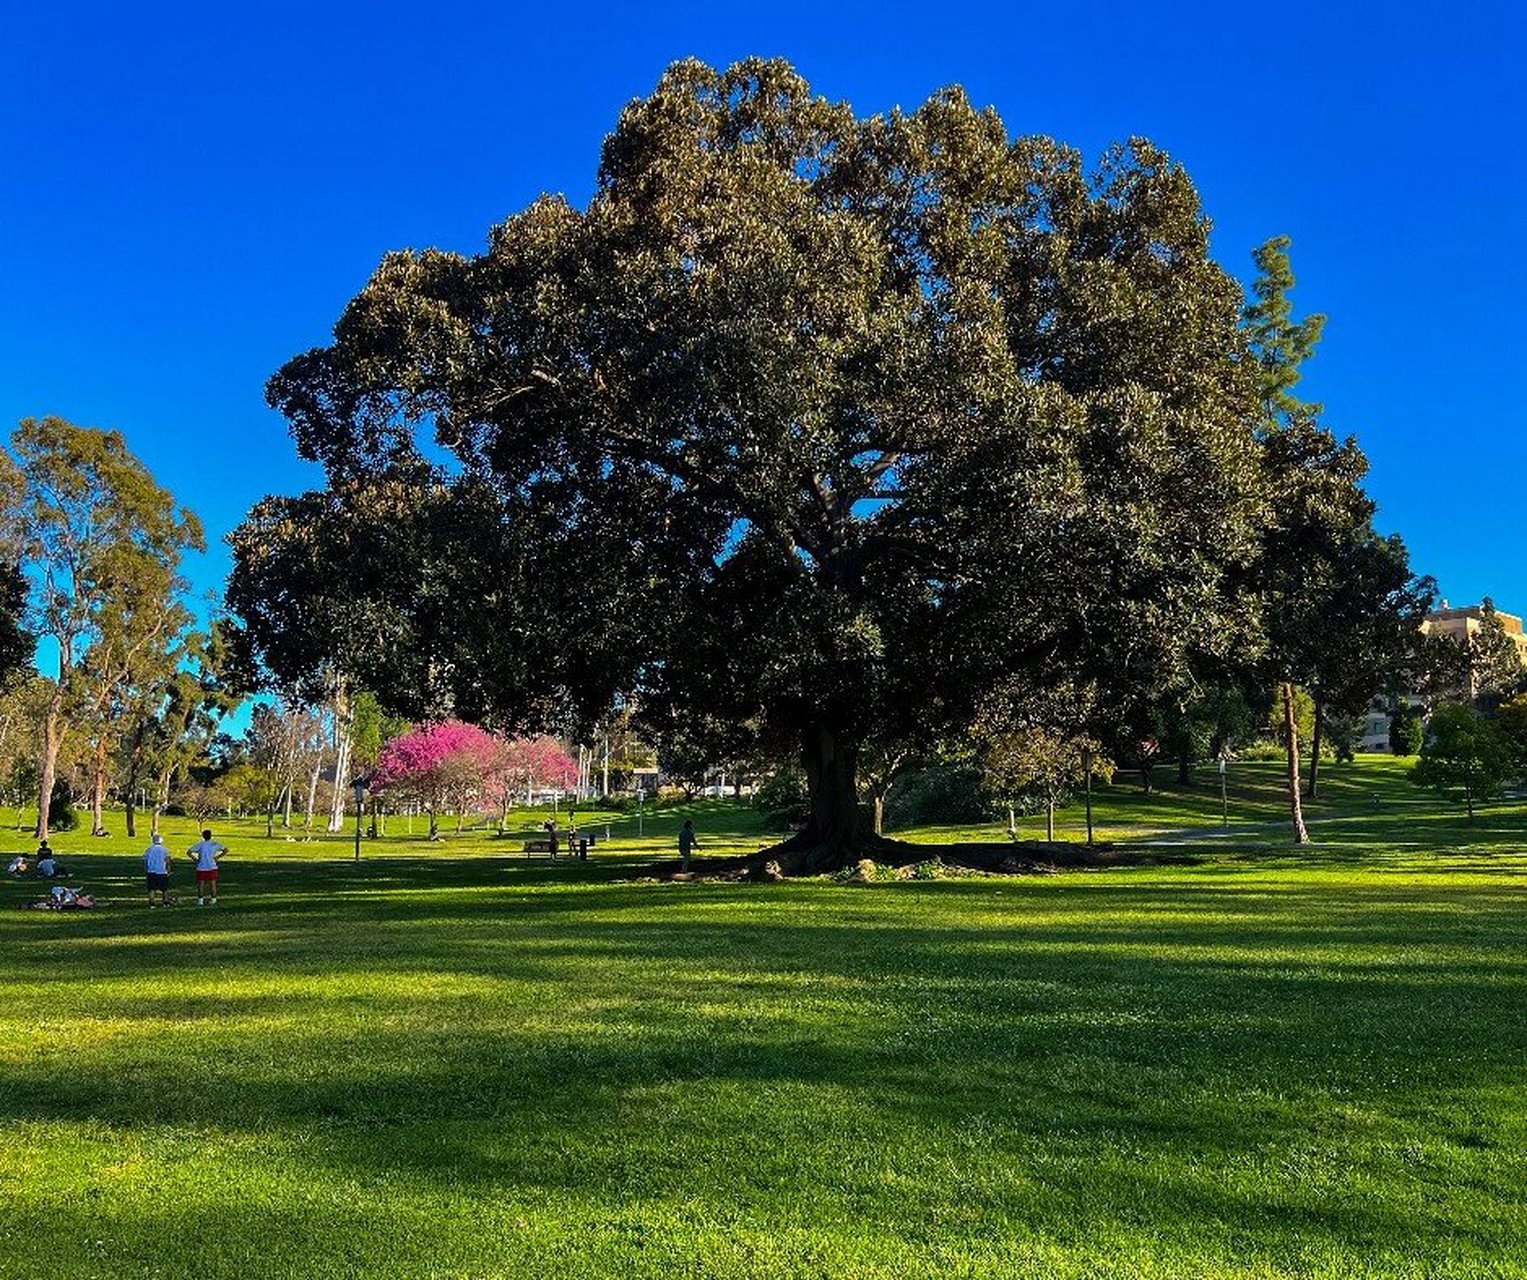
(3, 0), (1522, 616)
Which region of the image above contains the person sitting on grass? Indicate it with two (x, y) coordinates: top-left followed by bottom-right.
(187, 828), (227, 907)
(6, 855), (27, 877)
(143, 832), (172, 907)
(35, 844), (61, 878)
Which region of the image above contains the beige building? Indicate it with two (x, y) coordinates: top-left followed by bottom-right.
(1357, 602), (1527, 751)
(1419, 603), (1527, 666)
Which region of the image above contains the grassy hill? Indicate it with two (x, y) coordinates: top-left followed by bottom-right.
(2, 755), (1524, 1278)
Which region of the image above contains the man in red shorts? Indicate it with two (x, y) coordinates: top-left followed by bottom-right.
(187, 828), (227, 906)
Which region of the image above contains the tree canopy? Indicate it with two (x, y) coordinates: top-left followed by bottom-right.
(231, 57), (1305, 867)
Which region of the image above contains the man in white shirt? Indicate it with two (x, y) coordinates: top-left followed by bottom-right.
(143, 833), (171, 907)
(187, 829), (227, 906)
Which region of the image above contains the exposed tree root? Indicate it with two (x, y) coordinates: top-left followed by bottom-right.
(644, 834), (1195, 881)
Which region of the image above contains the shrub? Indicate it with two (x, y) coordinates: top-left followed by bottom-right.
(1390, 704), (1423, 756)
(752, 769), (809, 832)
(884, 765), (991, 829)
(48, 778), (79, 833)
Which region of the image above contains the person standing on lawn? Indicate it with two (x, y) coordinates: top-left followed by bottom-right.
(678, 819), (696, 872)
(143, 832), (172, 907)
(187, 829), (227, 906)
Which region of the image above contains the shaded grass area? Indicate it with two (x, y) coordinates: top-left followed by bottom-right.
(3, 761), (1527, 1277)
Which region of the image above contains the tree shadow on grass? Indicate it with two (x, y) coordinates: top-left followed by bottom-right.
(5, 866), (1525, 1274)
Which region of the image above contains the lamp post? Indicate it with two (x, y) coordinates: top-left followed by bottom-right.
(351, 776), (367, 863)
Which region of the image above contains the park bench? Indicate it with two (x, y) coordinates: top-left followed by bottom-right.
(521, 833), (596, 860)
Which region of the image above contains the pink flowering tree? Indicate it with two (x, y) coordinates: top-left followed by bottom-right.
(371, 720), (499, 838)
(486, 736), (579, 829)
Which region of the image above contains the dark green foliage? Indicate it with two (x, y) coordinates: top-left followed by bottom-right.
(1244, 235), (1326, 418)
(1490, 694), (1527, 771)
(1321, 709), (1364, 762)
(1411, 703), (1511, 818)
(1466, 598), (1524, 711)
(230, 57), (1270, 866)
(47, 777), (78, 832)
(884, 765), (990, 829)
(1389, 703), (1423, 756)
(1242, 238), (1429, 834)
(0, 563), (33, 690)
(750, 769), (809, 832)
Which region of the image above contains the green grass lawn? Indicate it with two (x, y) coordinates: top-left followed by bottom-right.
(3, 758), (1525, 1277)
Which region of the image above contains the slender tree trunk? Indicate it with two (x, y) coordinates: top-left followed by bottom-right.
(1282, 682), (1310, 844)
(1083, 746), (1095, 845)
(152, 762), (174, 836)
(1177, 753), (1191, 785)
(1007, 804), (1017, 841)
(35, 683), (66, 840)
(1045, 797), (1055, 843)
(123, 717), (148, 840)
(303, 754), (322, 829)
(1307, 696), (1324, 799)
(428, 803), (439, 840)
(873, 792), (885, 836)
(89, 734), (110, 836)
(327, 679), (353, 832)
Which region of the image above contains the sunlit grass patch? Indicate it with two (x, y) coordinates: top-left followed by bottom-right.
(2, 760), (1525, 1276)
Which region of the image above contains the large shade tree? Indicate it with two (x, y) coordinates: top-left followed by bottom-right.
(229, 58), (1274, 870)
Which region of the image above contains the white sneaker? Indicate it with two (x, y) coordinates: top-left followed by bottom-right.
(197, 898), (204, 906)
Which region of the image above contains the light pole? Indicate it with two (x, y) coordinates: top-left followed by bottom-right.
(351, 777), (366, 863)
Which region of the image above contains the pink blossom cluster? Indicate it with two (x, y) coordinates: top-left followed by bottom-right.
(371, 721), (577, 803)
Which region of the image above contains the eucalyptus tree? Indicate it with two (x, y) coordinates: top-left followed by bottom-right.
(0, 417), (204, 839)
(230, 58), (1270, 869)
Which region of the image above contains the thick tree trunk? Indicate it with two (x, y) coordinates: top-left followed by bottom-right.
(1307, 696), (1324, 799)
(1282, 682), (1310, 844)
(767, 725), (896, 872)
(873, 792), (885, 836)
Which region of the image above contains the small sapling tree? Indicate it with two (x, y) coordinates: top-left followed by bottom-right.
(1410, 704), (1511, 819)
